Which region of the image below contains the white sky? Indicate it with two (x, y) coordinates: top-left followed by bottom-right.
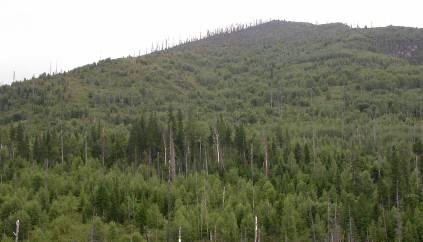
(1, 0), (422, 85)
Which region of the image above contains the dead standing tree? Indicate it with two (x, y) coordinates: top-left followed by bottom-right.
(13, 219), (19, 242)
(214, 129), (224, 172)
(262, 138), (269, 177)
(169, 129), (176, 181)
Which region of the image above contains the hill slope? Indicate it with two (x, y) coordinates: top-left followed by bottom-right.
(1, 21), (422, 126)
(0, 21), (422, 241)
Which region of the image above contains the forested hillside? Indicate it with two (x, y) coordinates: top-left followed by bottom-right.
(0, 20), (422, 241)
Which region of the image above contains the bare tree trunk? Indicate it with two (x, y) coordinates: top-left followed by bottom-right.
(395, 181), (402, 242)
(263, 139), (268, 177)
(166, 166), (172, 241)
(415, 153), (419, 175)
(214, 130), (221, 170)
(250, 142), (254, 181)
(101, 125), (105, 167)
(157, 152), (160, 178)
(60, 118), (64, 165)
(348, 205), (353, 242)
(169, 129), (176, 181)
(199, 138), (202, 172)
(84, 133), (88, 163)
(312, 126), (317, 166)
(185, 138), (189, 176)
(13, 220), (19, 242)
(205, 146), (208, 176)
(257, 226), (261, 242)
(148, 149), (152, 177)
(205, 190), (209, 241)
(254, 216), (258, 242)
(163, 133), (167, 166)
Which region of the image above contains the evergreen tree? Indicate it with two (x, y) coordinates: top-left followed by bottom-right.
(294, 142), (302, 164)
(304, 143), (311, 165)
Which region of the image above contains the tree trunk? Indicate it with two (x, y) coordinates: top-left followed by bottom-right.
(214, 130), (221, 170)
(169, 129), (176, 181)
(13, 220), (19, 242)
(163, 133), (167, 166)
(101, 126), (105, 167)
(395, 181), (402, 242)
(250, 142), (254, 181)
(254, 216), (258, 242)
(348, 205), (353, 242)
(84, 134), (88, 163)
(60, 119), (64, 165)
(263, 139), (268, 177)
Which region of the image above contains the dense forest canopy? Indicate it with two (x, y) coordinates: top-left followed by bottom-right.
(0, 20), (422, 241)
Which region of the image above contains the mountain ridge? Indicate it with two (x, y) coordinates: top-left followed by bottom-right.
(0, 20), (422, 242)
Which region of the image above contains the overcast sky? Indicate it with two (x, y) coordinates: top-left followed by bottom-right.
(1, 0), (422, 85)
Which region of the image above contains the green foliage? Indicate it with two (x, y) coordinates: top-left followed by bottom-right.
(0, 21), (422, 241)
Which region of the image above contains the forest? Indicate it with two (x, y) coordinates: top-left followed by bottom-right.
(0, 20), (422, 241)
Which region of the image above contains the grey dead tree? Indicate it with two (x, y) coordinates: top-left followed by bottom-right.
(59, 78), (65, 165)
(204, 145), (209, 176)
(0, 134), (3, 166)
(156, 151), (161, 179)
(263, 138), (269, 177)
(250, 142), (254, 180)
(198, 138), (202, 172)
(213, 128), (223, 171)
(312, 125), (317, 166)
(250, 141), (256, 210)
(184, 136), (189, 176)
(326, 198), (341, 242)
(13, 220), (19, 242)
(341, 83), (346, 141)
(84, 122), (88, 163)
(254, 216), (258, 242)
(163, 133), (167, 166)
(60, 118), (64, 165)
(169, 129), (176, 181)
(101, 124), (105, 167)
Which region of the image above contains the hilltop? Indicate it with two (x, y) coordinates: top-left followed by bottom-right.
(0, 21), (422, 241)
(1, 21), (422, 128)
